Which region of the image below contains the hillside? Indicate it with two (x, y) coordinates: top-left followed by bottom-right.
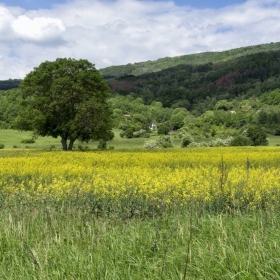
(108, 50), (280, 109)
(99, 42), (280, 78)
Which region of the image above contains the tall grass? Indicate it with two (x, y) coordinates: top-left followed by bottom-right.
(1, 198), (280, 279)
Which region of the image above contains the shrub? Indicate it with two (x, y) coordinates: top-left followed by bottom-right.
(21, 139), (35, 144)
(187, 137), (233, 148)
(181, 136), (193, 148)
(77, 145), (90, 151)
(98, 139), (107, 149)
(133, 129), (150, 138)
(209, 137), (234, 147)
(211, 127), (217, 137)
(246, 125), (268, 146)
(78, 145), (84, 151)
(157, 124), (170, 135)
(230, 135), (252, 146)
(144, 136), (173, 148)
(124, 128), (134, 139)
(0, 144), (4, 149)
(188, 142), (208, 147)
(274, 126), (280, 136)
(157, 136), (173, 148)
(144, 140), (159, 148)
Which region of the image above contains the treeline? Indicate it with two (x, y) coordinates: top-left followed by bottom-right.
(0, 81), (280, 142)
(0, 88), (21, 128)
(110, 90), (280, 139)
(0, 79), (21, 90)
(108, 51), (280, 111)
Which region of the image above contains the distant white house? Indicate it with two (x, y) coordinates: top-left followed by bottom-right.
(149, 122), (157, 130)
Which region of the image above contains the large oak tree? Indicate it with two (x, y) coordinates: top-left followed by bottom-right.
(17, 58), (114, 150)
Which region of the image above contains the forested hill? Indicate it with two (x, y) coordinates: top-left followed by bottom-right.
(100, 42), (280, 78)
(108, 50), (280, 109)
(0, 79), (21, 90)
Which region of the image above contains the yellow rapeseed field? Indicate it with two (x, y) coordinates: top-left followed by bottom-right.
(1, 147), (280, 208)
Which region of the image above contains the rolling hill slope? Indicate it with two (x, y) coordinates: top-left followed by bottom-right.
(99, 42), (280, 78)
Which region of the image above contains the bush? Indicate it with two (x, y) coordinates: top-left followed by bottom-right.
(144, 140), (159, 148)
(78, 145), (84, 151)
(230, 135), (252, 146)
(124, 128), (134, 139)
(188, 141), (208, 147)
(98, 139), (107, 149)
(21, 139), (35, 144)
(209, 137), (234, 147)
(246, 125), (268, 146)
(181, 136), (193, 148)
(0, 144), (4, 149)
(157, 124), (169, 135)
(157, 136), (173, 148)
(144, 136), (173, 148)
(274, 126), (280, 136)
(186, 136), (234, 148)
(77, 145), (90, 151)
(133, 129), (150, 138)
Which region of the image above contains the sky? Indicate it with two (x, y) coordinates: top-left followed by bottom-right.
(0, 0), (280, 79)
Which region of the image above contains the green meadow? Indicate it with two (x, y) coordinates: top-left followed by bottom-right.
(0, 129), (183, 150)
(0, 129), (279, 150)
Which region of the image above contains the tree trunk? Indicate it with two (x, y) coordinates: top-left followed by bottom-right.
(68, 139), (76, 151)
(61, 138), (68, 151)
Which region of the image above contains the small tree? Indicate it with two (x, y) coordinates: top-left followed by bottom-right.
(124, 128), (134, 138)
(181, 136), (193, 148)
(16, 58), (114, 150)
(157, 135), (173, 148)
(157, 123), (170, 135)
(170, 113), (184, 130)
(246, 125), (268, 146)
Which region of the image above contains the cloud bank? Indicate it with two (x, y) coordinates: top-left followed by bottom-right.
(1, 0), (280, 79)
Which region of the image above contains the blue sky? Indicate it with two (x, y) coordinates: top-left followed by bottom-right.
(1, 0), (247, 10)
(1, 0), (280, 79)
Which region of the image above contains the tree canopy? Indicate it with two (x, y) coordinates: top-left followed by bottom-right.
(17, 58), (113, 150)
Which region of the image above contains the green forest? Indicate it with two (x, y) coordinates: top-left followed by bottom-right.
(1, 42), (280, 147)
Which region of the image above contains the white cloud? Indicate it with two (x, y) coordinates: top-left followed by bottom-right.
(12, 15), (66, 44)
(1, 0), (280, 79)
(0, 6), (16, 41)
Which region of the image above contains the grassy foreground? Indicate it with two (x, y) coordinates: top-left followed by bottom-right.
(1, 203), (280, 279)
(1, 147), (280, 279)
